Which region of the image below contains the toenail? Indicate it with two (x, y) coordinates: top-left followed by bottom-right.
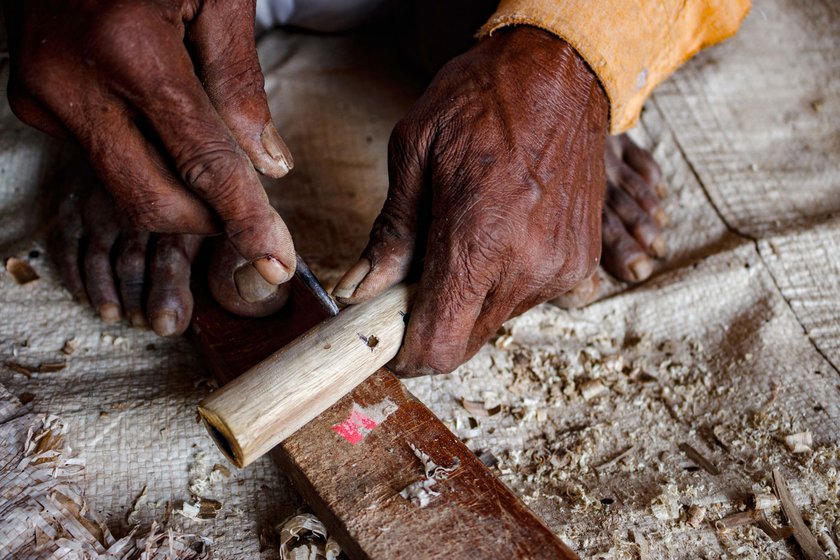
(653, 207), (669, 227)
(235, 263), (279, 303)
(98, 303), (121, 324)
(128, 311), (149, 329)
(152, 311), (178, 337)
(651, 235), (668, 258)
(629, 258), (653, 282)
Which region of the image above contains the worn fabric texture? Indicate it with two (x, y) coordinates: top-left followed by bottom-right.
(1, 0), (839, 558)
(480, 0), (752, 133)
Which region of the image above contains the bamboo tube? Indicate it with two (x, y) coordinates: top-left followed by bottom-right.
(198, 283), (413, 468)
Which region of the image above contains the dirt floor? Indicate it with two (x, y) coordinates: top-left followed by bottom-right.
(1, 1), (839, 558)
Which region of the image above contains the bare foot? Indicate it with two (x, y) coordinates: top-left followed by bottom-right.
(601, 134), (666, 283)
(52, 174), (289, 336)
(551, 134), (666, 309)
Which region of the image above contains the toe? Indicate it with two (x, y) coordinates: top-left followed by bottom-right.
(606, 183), (666, 259)
(208, 238), (291, 318)
(52, 191), (87, 304)
(81, 192), (122, 323)
(601, 206), (654, 283)
(618, 166), (668, 227)
(115, 231), (150, 328)
(146, 234), (202, 337)
(619, 134), (664, 192)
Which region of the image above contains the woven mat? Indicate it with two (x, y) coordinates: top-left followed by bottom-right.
(1, 1), (838, 558)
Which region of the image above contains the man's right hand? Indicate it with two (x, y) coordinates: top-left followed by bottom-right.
(4, 0), (297, 284)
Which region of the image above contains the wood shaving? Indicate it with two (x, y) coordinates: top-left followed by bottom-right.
(399, 443), (461, 508)
(784, 431), (813, 454)
(61, 338), (79, 355)
(687, 505), (706, 528)
(772, 468), (829, 560)
(5, 256), (39, 285)
(0, 384), (210, 558)
(277, 513), (343, 560)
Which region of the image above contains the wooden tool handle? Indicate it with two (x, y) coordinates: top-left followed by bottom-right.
(198, 284), (413, 468)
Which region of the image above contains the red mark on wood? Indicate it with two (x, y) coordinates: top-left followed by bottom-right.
(331, 399), (397, 445)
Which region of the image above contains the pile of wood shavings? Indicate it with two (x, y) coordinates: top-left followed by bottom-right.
(0, 383), (211, 559)
(403, 307), (840, 558)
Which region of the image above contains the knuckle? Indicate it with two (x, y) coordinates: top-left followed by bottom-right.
(178, 142), (248, 203)
(154, 240), (190, 270)
(122, 204), (166, 232)
(91, 3), (165, 62)
(6, 89), (40, 126)
(204, 56), (265, 104)
(116, 246), (146, 278)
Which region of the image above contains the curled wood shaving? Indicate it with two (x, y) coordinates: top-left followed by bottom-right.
(277, 513), (342, 560)
(1, 386), (209, 559)
(399, 443), (461, 508)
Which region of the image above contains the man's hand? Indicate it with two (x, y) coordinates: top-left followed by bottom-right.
(333, 27), (609, 376)
(4, 0), (296, 284)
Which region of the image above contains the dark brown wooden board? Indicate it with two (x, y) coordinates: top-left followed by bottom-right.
(189, 261), (577, 560)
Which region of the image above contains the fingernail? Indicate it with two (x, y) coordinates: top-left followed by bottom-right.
(650, 234), (667, 258)
(629, 258), (653, 282)
(98, 303), (121, 324)
(128, 311), (149, 329)
(261, 122), (294, 176)
(152, 311), (178, 337)
(253, 256), (293, 285)
(235, 263), (279, 303)
(332, 258), (371, 300)
(653, 207), (669, 227)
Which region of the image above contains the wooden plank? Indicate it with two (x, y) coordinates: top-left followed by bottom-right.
(189, 260), (576, 559)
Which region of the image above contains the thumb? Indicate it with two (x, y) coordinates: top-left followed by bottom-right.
(333, 122), (429, 304)
(188, 0), (293, 179)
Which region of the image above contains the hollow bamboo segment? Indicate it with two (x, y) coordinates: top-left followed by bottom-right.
(198, 284), (413, 468)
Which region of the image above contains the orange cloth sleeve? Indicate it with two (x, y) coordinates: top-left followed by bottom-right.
(479, 0), (751, 133)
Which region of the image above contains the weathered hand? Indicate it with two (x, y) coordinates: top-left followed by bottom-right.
(334, 27), (609, 376)
(4, 0), (296, 285)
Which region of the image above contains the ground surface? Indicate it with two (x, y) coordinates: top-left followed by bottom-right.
(1, 1), (839, 558)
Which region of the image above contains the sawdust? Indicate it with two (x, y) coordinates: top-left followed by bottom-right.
(403, 303), (840, 558)
(178, 449), (233, 521)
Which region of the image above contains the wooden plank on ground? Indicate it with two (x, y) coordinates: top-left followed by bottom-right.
(189, 265), (576, 559)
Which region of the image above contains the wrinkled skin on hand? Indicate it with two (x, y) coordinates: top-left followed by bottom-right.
(4, 0), (297, 286)
(334, 27), (610, 377)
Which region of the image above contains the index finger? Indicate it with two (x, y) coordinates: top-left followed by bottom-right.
(103, 8), (296, 283)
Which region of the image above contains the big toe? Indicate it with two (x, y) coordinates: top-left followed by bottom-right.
(208, 238), (291, 318)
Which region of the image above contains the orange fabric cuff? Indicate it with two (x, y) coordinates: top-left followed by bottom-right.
(479, 0), (751, 133)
